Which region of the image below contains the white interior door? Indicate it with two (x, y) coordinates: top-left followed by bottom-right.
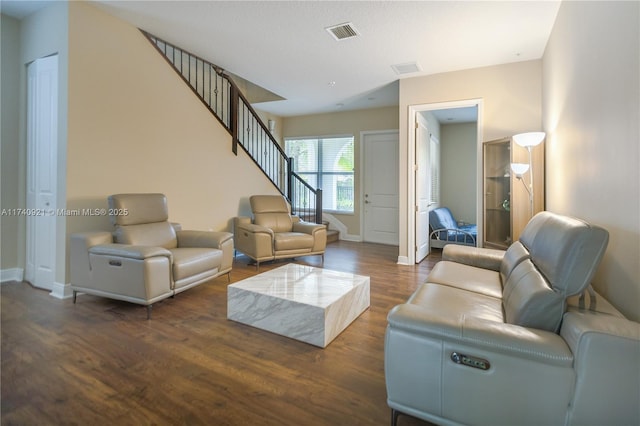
(363, 131), (399, 245)
(25, 55), (58, 290)
(415, 116), (430, 262)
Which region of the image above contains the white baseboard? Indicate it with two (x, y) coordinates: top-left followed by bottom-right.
(396, 256), (411, 265)
(50, 282), (73, 299)
(1, 268), (24, 283)
(340, 233), (363, 242)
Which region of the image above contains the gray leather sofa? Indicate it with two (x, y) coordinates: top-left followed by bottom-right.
(234, 195), (326, 270)
(70, 193), (233, 318)
(385, 211), (640, 426)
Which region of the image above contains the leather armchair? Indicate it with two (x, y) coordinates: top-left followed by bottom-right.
(233, 195), (326, 269)
(385, 211), (640, 425)
(70, 193), (233, 318)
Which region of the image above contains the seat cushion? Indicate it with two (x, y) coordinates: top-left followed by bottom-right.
(169, 247), (222, 282)
(274, 232), (314, 251)
(429, 207), (458, 230)
(426, 261), (503, 299)
(409, 283), (504, 322)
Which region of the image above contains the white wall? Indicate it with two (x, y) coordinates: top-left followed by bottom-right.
(542, 1), (639, 320)
(440, 122), (477, 224)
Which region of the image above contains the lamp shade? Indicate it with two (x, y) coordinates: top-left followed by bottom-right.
(513, 132), (545, 147)
(510, 163), (530, 176)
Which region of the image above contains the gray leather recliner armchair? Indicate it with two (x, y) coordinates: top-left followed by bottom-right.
(70, 193), (233, 318)
(385, 211), (640, 426)
(233, 195), (326, 269)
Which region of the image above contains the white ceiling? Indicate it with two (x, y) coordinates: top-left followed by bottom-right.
(3, 1), (562, 117)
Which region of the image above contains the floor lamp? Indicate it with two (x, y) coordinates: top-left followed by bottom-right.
(510, 132), (545, 217)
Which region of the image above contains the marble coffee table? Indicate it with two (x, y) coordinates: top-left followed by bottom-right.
(227, 263), (370, 348)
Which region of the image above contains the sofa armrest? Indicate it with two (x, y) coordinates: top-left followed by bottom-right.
(236, 222), (274, 236)
(176, 230), (233, 249)
(89, 243), (172, 260)
(70, 232), (115, 287)
(387, 303), (573, 366)
(176, 230), (234, 272)
(292, 222), (327, 252)
(560, 312), (640, 425)
(442, 244), (505, 271)
(234, 220), (275, 261)
(82, 243), (173, 302)
(292, 221), (325, 235)
(385, 303), (576, 425)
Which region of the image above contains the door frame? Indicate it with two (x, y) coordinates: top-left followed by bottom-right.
(414, 113), (431, 262)
(406, 99), (484, 265)
(360, 129), (400, 244)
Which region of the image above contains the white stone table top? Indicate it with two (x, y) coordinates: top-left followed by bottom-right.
(228, 263), (369, 308)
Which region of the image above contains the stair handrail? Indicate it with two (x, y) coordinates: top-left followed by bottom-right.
(141, 30), (322, 223)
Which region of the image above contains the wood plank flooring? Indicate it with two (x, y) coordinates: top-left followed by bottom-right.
(1, 241), (441, 426)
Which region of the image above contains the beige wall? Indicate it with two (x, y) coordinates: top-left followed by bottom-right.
(543, 1), (639, 320)
(440, 122), (477, 224)
(66, 2), (277, 281)
(283, 106), (399, 236)
(1, 15), (21, 271)
(399, 60), (543, 261)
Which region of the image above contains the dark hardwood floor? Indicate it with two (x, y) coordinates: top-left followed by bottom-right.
(1, 241), (441, 426)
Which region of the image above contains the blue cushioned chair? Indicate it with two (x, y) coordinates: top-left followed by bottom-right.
(429, 207), (477, 248)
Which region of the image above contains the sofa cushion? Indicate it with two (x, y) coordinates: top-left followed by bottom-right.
(254, 213), (293, 233)
(429, 207), (457, 230)
(409, 283), (503, 322)
(274, 232), (314, 251)
(503, 260), (564, 332)
(170, 247), (222, 282)
(426, 261), (503, 299)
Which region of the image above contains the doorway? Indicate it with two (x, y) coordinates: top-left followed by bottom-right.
(25, 54), (58, 291)
(407, 99), (483, 264)
(362, 130), (399, 245)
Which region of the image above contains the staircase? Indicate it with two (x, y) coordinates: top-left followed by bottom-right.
(323, 221), (340, 244)
(142, 31), (322, 224)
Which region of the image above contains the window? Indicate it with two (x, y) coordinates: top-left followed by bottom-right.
(285, 136), (355, 213)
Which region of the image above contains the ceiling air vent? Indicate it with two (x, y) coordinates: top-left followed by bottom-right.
(326, 22), (359, 41)
(391, 62), (422, 75)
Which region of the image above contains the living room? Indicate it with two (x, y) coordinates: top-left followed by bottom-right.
(1, 1), (638, 424)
